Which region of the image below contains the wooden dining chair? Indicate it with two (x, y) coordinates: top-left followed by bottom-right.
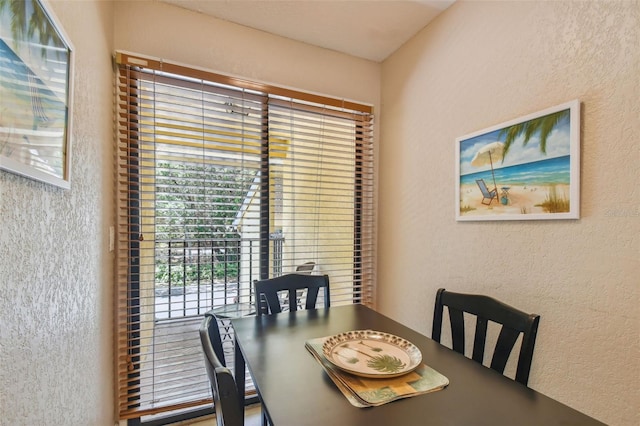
(254, 273), (330, 316)
(199, 314), (243, 426)
(432, 288), (540, 386)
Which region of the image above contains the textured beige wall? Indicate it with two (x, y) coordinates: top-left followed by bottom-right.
(0, 0), (114, 425)
(379, 1), (639, 425)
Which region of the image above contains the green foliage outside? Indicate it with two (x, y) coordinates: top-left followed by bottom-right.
(154, 161), (256, 287)
(155, 259), (240, 286)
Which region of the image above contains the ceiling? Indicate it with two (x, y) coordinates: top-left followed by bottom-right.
(159, 0), (455, 62)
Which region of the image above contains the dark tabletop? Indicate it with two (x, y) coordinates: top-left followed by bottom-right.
(231, 304), (604, 426)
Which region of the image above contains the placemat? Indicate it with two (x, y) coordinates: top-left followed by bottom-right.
(305, 336), (449, 407)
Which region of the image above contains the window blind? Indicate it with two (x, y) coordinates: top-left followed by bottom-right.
(115, 52), (375, 421)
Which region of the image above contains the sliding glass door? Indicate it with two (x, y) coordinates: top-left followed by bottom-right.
(115, 52), (374, 423)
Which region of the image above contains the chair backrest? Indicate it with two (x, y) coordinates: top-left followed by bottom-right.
(199, 315), (243, 426)
(203, 311), (227, 367)
(432, 288), (540, 386)
(254, 273), (330, 316)
(476, 179), (493, 197)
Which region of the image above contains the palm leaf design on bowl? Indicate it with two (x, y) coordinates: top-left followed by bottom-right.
(358, 340), (383, 352)
(366, 354), (407, 373)
(322, 330), (422, 378)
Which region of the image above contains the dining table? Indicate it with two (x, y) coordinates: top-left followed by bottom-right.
(230, 304), (604, 426)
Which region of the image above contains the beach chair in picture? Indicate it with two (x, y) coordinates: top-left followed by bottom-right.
(476, 179), (498, 205)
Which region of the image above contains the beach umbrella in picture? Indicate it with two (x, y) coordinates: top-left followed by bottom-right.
(471, 141), (504, 197)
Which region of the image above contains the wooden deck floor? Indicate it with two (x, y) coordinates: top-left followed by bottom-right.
(137, 315), (251, 415)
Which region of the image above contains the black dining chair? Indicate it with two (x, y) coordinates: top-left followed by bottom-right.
(199, 314), (243, 426)
(254, 273), (330, 316)
(432, 288), (540, 386)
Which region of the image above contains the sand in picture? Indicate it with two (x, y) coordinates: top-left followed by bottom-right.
(459, 183), (570, 216)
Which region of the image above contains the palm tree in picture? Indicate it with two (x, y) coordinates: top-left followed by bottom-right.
(0, 0), (27, 47)
(0, 0), (64, 56)
(499, 109), (570, 161)
(498, 107), (573, 213)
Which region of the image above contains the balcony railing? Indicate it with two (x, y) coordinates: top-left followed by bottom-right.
(154, 235), (284, 321)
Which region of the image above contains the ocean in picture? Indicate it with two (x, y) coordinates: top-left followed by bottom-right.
(460, 155), (570, 187)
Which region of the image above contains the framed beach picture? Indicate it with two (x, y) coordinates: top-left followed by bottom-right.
(455, 100), (580, 221)
(0, 0), (74, 189)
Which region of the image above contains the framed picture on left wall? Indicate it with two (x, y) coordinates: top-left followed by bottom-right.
(0, 0), (74, 189)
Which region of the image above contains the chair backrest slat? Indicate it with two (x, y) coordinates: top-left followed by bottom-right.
(448, 306), (466, 355)
(304, 286), (321, 310)
(432, 288), (540, 386)
(491, 326), (521, 373)
(472, 317), (488, 364)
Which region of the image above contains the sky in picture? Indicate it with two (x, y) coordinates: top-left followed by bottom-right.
(459, 112), (571, 176)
